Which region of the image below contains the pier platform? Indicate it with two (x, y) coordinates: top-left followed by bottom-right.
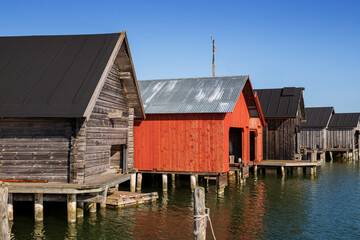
(252, 160), (323, 176)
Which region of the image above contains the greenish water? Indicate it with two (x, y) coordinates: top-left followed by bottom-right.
(10, 162), (360, 239)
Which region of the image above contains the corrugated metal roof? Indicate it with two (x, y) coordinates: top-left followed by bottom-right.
(138, 76), (248, 114)
(254, 87), (304, 118)
(0, 33), (120, 118)
(328, 113), (360, 128)
(301, 107), (334, 128)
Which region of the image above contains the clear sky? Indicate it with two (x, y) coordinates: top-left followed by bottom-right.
(0, 0), (359, 112)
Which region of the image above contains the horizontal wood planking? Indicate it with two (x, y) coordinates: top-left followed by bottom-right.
(0, 119), (72, 182)
(85, 64), (130, 179)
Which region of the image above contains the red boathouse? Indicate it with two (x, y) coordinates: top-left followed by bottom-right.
(134, 76), (265, 184)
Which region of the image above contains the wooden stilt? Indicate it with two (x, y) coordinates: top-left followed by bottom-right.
(0, 183), (10, 240)
(34, 193), (43, 222)
(130, 173), (136, 192)
(89, 203), (97, 213)
(310, 167), (314, 175)
(162, 174), (168, 192)
(100, 186), (108, 208)
(7, 193), (13, 221)
(171, 174), (176, 188)
(67, 194), (77, 223)
(190, 175), (197, 190)
(254, 165), (258, 175)
(115, 184), (119, 191)
(330, 152), (333, 162)
(193, 187), (207, 240)
(281, 166), (285, 176)
(136, 173), (142, 191)
(77, 202), (84, 218)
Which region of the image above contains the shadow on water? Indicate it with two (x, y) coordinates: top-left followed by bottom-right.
(10, 162), (360, 239)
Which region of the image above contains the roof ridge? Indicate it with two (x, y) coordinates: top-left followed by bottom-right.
(139, 75), (249, 82)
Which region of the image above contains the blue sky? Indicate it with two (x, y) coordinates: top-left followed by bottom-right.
(1, 0), (359, 112)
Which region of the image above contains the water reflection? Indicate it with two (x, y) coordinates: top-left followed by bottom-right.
(9, 162), (360, 239)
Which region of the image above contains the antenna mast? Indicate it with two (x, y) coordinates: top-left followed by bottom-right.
(211, 36), (216, 77)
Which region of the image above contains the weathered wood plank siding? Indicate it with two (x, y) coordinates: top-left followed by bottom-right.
(0, 119), (72, 182)
(263, 118), (298, 160)
(85, 64), (130, 179)
(327, 128), (354, 149)
(301, 128), (326, 150)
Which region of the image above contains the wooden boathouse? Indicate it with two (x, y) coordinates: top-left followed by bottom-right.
(0, 31), (145, 222)
(300, 107), (334, 161)
(255, 87), (306, 160)
(134, 76), (265, 191)
(327, 113), (360, 161)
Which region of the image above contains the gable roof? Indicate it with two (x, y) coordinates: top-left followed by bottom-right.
(254, 87), (305, 119)
(139, 76), (256, 114)
(301, 107), (334, 128)
(0, 31), (145, 119)
(328, 113), (360, 128)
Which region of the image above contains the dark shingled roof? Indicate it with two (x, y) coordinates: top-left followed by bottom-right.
(254, 87), (304, 118)
(0, 33), (120, 118)
(139, 76), (249, 114)
(301, 107), (334, 128)
(328, 113), (360, 128)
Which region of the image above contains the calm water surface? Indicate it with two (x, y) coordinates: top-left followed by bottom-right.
(10, 162), (360, 239)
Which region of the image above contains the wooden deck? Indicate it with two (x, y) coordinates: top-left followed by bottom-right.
(254, 160), (322, 167)
(106, 191), (158, 207)
(7, 172), (130, 194)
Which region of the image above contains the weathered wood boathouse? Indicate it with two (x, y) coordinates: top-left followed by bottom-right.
(300, 107), (334, 160)
(255, 87), (306, 160)
(134, 76), (265, 191)
(0, 31), (145, 222)
(327, 113), (360, 161)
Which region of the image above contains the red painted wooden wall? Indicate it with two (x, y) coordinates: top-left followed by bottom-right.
(134, 91), (263, 173)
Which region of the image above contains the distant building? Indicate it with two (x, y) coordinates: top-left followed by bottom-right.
(134, 76), (265, 181)
(327, 113), (360, 160)
(300, 107), (335, 149)
(255, 87), (306, 160)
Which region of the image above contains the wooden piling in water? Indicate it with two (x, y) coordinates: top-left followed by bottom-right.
(7, 193), (13, 221)
(137, 173), (142, 191)
(77, 202), (84, 218)
(281, 166), (285, 176)
(130, 173), (136, 192)
(88, 203), (97, 213)
(193, 187), (207, 240)
(34, 193), (44, 222)
(162, 174), (168, 192)
(191, 175), (197, 190)
(0, 183), (10, 240)
(67, 194), (77, 223)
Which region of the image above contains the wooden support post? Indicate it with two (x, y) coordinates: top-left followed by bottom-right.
(162, 174), (168, 192)
(100, 186), (108, 208)
(77, 202), (84, 218)
(67, 194), (77, 223)
(0, 183), (10, 240)
(34, 193), (44, 222)
(137, 173), (142, 191)
(89, 203), (97, 213)
(130, 173), (136, 193)
(171, 174), (176, 188)
(191, 175), (197, 190)
(281, 166), (285, 176)
(7, 193), (13, 221)
(330, 152), (333, 162)
(310, 151), (317, 162)
(236, 171), (240, 182)
(310, 167), (314, 175)
(254, 165), (258, 175)
(193, 187), (207, 240)
(115, 184), (119, 191)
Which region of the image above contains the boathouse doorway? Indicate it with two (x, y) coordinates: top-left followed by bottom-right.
(110, 145), (127, 173)
(229, 127), (243, 163)
(250, 131), (256, 161)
